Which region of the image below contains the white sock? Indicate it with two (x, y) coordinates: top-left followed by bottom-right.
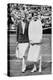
(31, 64), (36, 72)
(22, 58), (26, 72)
(39, 56), (42, 72)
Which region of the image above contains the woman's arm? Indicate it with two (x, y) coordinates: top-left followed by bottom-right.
(16, 22), (19, 43)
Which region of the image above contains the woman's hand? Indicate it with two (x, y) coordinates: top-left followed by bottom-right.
(29, 40), (34, 45)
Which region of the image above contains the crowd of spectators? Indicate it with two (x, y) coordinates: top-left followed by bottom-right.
(8, 4), (52, 31)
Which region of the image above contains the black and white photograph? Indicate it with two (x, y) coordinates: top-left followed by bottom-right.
(7, 3), (52, 76)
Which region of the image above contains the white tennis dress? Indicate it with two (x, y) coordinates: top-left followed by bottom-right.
(27, 19), (42, 62)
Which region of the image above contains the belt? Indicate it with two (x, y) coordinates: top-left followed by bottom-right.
(30, 42), (43, 46)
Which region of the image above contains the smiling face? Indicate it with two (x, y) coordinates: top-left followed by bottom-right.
(27, 13), (32, 21)
(21, 11), (25, 21)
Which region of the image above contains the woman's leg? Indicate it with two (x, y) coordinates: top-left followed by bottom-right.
(22, 57), (26, 72)
(21, 43), (29, 72)
(39, 55), (42, 72)
(31, 56), (42, 73)
(31, 62), (37, 72)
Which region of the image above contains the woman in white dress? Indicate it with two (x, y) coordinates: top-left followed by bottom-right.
(27, 14), (43, 72)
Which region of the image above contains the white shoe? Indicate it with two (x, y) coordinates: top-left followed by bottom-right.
(22, 65), (26, 73)
(31, 65), (36, 72)
(22, 58), (26, 72)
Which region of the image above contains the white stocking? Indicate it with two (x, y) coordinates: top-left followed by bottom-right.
(22, 57), (26, 72)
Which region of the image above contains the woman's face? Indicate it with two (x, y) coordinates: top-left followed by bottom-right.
(33, 16), (38, 21)
(27, 13), (32, 21)
(21, 11), (25, 21)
